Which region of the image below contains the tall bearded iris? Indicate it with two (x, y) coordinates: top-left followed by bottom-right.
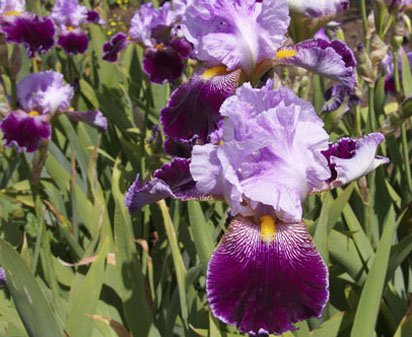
(125, 81), (388, 335)
(0, 0), (55, 57)
(159, 0), (356, 157)
(102, 1), (192, 84)
(0, 71), (107, 152)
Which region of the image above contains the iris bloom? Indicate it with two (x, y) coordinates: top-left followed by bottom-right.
(160, 0), (356, 155)
(0, 71), (107, 153)
(102, 1), (192, 84)
(51, 0), (102, 55)
(125, 81), (389, 335)
(287, 0), (349, 18)
(381, 48), (412, 95)
(0, 0), (55, 57)
(0, 267), (5, 288)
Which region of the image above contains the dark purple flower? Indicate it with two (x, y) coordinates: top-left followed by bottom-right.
(0, 13), (55, 58)
(207, 216), (329, 335)
(0, 267), (5, 288)
(0, 110), (51, 152)
(86, 10), (100, 24)
(102, 32), (130, 62)
(322, 84), (360, 113)
(57, 27), (89, 55)
(160, 67), (241, 144)
(125, 158), (209, 213)
(143, 46), (185, 84)
(163, 137), (193, 158)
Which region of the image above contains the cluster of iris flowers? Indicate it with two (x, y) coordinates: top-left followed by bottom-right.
(0, 0), (397, 336)
(120, 0), (390, 336)
(0, 0), (102, 57)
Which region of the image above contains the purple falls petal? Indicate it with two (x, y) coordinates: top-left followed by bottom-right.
(0, 110), (51, 153)
(287, 0), (349, 17)
(142, 46), (184, 84)
(0, 267), (5, 288)
(322, 84), (360, 113)
(86, 10), (101, 24)
(160, 68), (240, 143)
(57, 27), (89, 55)
(163, 137), (193, 158)
(322, 133), (390, 187)
(102, 32), (129, 62)
(0, 13), (55, 58)
(65, 109), (108, 131)
(277, 38), (356, 88)
(207, 215), (329, 335)
(125, 158), (209, 213)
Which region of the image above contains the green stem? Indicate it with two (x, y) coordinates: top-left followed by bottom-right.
(359, 0), (370, 49)
(401, 124), (412, 193)
(368, 85), (376, 132)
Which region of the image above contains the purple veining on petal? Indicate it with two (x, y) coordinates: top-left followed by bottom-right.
(17, 71), (73, 115)
(160, 68), (240, 144)
(0, 13), (55, 58)
(182, 0), (290, 74)
(142, 47), (185, 84)
(57, 27), (89, 55)
(102, 32), (130, 62)
(190, 81), (331, 222)
(0, 110), (51, 153)
(322, 84), (360, 113)
(65, 109), (108, 131)
(287, 0), (349, 18)
(0, 267), (6, 288)
(321, 133), (389, 187)
(207, 216), (329, 335)
(277, 38), (356, 88)
(125, 158), (210, 213)
(51, 0), (88, 27)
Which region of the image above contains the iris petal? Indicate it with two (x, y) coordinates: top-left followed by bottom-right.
(207, 216), (329, 335)
(57, 28), (89, 55)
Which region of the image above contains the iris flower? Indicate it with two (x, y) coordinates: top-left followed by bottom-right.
(125, 81), (389, 335)
(287, 0), (349, 18)
(160, 0), (356, 155)
(0, 267), (5, 288)
(102, 1), (192, 84)
(51, 0), (103, 55)
(0, 71), (107, 153)
(0, 0), (55, 58)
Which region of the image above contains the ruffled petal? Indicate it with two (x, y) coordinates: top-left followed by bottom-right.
(322, 133), (390, 187)
(102, 32), (130, 62)
(125, 158), (210, 213)
(277, 39), (356, 88)
(17, 71), (73, 115)
(160, 68), (240, 143)
(0, 13), (55, 58)
(142, 47), (184, 84)
(287, 0), (349, 17)
(0, 110), (51, 153)
(207, 216), (329, 335)
(51, 0), (88, 27)
(65, 109), (108, 131)
(0, 0), (25, 14)
(182, 0), (289, 74)
(57, 27), (89, 55)
(163, 137), (193, 158)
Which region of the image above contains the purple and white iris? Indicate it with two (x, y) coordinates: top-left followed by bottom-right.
(382, 48), (412, 95)
(0, 71), (107, 153)
(287, 0), (349, 17)
(125, 81), (388, 335)
(0, 0), (55, 58)
(103, 2), (192, 84)
(51, 0), (102, 55)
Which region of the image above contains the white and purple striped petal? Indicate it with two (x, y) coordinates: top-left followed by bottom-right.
(277, 39), (356, 88)
(65, 109), (108, 131)
(51, 0), (88, 27)
(0, 0), (25, 14)
(322, 133), (390, 188)
(287, 0), (349, 17)
(207, 216), (328, 335)
(17, 71), (73, 115)
(182, 0), (289, 75)
(125, 158), (208, 213)
(0, 110), (51, 153)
